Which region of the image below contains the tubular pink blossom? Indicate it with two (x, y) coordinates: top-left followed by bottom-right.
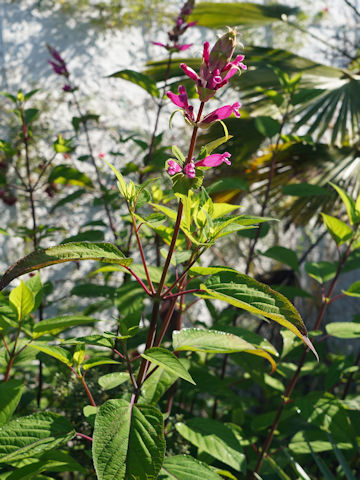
(167, 160), (182, 175)
(203, 41), (210, 63)
(177, 44), (192, 51)
(180, 63), (200, 82)
(195, 152), (231, 168)
(200, 103), (241, 125)
(151, 41), (167, 48)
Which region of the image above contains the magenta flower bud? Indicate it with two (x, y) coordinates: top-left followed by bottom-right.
(166, 85), (195, 123)
(208, 30), (236, 73)
(200, 103), (241, 127)
(180, 63), (200, 83)
(195, 152), (231, 168)
(184, 160), (196, 178)
(167, 160), (182, 176)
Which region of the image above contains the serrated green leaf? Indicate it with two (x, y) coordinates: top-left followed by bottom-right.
(0, 412), (75, 462)
(159, 455), (223, 480)
(0, 380), (24, 427)
(260, 246), (299, 272)
(28, 343), (73, 366)
(9, 281), (35, 321)
(109, 69), (160, 97)
(321, 213), (353, 245)
(197, 271), (317, 358)
(0, 242), (132, 290)
(173, 328), (276, 372)
(305, 261), (337, 284)
(342, 281), (360, 298)
(139, 367), (178, 405)
(142, 347), (195, 384)
(175, 418), (246, 472)
(32, 315), (99, 339)
(93, 399), (165, 480)
(255, 116), (281, 138)
(326, 322), (360, 339)
(330, 182), (359, 225)
(48, 165), (93, 188)
(98, 372), (130, 390)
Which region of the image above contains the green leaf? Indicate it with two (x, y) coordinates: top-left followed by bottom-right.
(330, 183), (359, 225)
(175, 418), (246, 472)
(259, 246), (299, 272)
(98, 372), (130, 390)
(171, 145), (185, 164)
(71, 284), (115, 298)
(108, 69), (160, 97)
(173, 328), (276, 372)
(50, 189), (86, 212)
(61, 230), (105, 244)
(190, 2), (299, 27)
(342, 281), (360, 298)
(254, 116), (281, 138)
(0, 412), (75, 462)
(24, 108), (39, 125)
(28, 343), (73, 366)
(309, 443), (336, 480)
(305, 261), (337, 284)
(203, 134), (233, 156)
(32, 315), (99, 339)
(289, 429), (353, 454)
(9, 281), (35, 321)
(282, 183), (331, 197)
(264, 456), (291, 480)
(0, 242), (132, 290)
(326, 322), (360, 339)
(139, 368), (178, 405)
(83, 359), (120, 371)
(321, 213), (353, 245)
(0, 380), (24, 427)
(93, 399), (165, 480)
(48, 165), (93, 188)
(327, 434), (357, 480)
(142, 347), (195, 385)
(159, 455), (223, 480)
(197, 271), (317, 359)
(206, 177), (249, 195)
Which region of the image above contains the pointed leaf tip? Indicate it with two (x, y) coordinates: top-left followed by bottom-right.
(302, 335), (319, 362)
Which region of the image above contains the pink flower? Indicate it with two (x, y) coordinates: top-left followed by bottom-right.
(184, 160), (196, 178)
(166, 86), (194, 122)
(151, 41), (192, 52)
(200, 103), (241, 127)
(167, 159), (182, 175)
(167, 153), (231, 179)
(195, 152), (231, 168)
(180, 30), (246, 102)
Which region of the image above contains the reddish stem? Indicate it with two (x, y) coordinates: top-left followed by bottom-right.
(164, 288), (202, 300)
(76, 432), (93, 442)
(130, 213), (155, 294)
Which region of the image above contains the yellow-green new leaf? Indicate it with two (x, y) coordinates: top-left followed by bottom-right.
(9, 281), (35, 322)
(29, 343), (73, 367)
(173, 328), (277, 372)
(197, 271), (318, 360)
(321, 213), (353, 246)
(330, 182), (359, 225)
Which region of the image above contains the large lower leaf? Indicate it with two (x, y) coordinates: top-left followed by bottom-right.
(0, 412), (75, 462)
(173, 328), (276, 372)
(0, 243), (132, 290)
(159, 455), (223, 480)
(0, 380), (24, 427)
(197, 271), (318, 359)
(93, 399), (165, 480)
(175, 418), (246, 472)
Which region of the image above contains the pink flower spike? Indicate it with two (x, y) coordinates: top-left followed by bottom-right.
(201, 103), (241, 125)
(180, 63), (200, 82)
(195, 152), (231, 168)
(167, 160), (182, 176)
